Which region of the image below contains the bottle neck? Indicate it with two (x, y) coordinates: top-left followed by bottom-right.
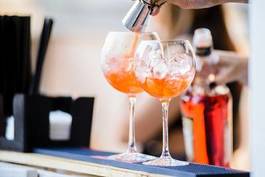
(196, 46), (212, 57)
(193, 45), (216, 90)
(194, 45), (213, 73)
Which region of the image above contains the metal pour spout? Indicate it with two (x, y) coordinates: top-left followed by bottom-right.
(122, 0), (166, 32)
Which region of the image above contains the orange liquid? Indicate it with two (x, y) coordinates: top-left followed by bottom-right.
(180, 98), (209, 164)
(181, 92), (231, 166)
(103, 33), (142, 94)
(104, 58), (143, 94)
(141, 76), (192, 99)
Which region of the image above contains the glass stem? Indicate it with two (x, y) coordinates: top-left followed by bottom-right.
(127, 95), (137, 153)
(161, 99), (171, 158)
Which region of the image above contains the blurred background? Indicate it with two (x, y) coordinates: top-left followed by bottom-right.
(0, 0), (134, 153)
(0, 0), (250, 170)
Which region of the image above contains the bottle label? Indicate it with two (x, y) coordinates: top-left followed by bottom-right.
(182, 117), (194, 161)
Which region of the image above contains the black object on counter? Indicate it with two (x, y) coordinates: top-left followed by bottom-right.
(0, 95), (94, 152)
(30, 18), (53, 95)
(0, 16), (95, 152)
(0, 16), (31, 118)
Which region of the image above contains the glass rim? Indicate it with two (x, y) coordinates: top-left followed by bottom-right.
(139, 39), (190, 44)
(160, 39), (190, 44)
(106, 31), (158, 35)
(161, 39), (189, 42)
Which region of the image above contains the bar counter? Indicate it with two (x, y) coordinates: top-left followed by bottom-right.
(0, 148), (250, 177)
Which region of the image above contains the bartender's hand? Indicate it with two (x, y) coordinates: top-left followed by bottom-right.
(214, 50), (248, 85)
(166, 0), (247, 9)
(151, 0), (247, 15)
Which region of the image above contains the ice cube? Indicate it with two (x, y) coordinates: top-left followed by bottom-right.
(168, 54), (192, 76)
(148, 50), (163, 66)
(135, 60), (150, 83)
(152, 61), (168, 79)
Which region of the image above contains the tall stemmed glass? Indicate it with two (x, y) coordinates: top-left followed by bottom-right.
(101, 32), (159, 163)
(135, 40), (196, 166)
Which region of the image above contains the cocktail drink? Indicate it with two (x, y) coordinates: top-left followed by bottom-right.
(101, 32), (159, 163)
(135, 40), (196, 166)
(102, 33), (142, 94)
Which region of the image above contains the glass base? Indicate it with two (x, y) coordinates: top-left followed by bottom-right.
(107, 152), (156, 163)
(143, 156), (189, 166)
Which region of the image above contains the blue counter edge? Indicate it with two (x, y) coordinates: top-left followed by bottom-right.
(34, 148), (250, 177)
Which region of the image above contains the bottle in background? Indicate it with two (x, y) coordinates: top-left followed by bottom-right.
(180, 28), (233, 167)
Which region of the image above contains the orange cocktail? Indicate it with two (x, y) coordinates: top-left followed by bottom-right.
(141, 76), (192, 99)
(103, 56), (143, 94)
(101, 32), (159, 163)
(135, 40), (196, 166)
(102, 32), (142, 94)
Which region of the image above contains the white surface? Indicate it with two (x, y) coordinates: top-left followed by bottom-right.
(0, 162), (93, 177)
(250, 1), (265, 177)
(5, 111), (72, 141)
(49, 110), (72, 140)
(5, 116), (14, 140)
(0, 166), (38, 177)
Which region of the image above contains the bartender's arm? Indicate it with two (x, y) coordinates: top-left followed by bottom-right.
(152, 0), (248, 15)
(166, 0), (248, 9)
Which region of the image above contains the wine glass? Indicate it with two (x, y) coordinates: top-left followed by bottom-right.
(135, 40), (196, 166)
(101, 32), (159, 163)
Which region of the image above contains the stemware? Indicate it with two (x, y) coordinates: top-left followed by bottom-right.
(101, 32), (159, 163)
(135, 40), (196, 166)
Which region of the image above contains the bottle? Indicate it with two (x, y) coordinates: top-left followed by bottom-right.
(180, 28), (233, 167)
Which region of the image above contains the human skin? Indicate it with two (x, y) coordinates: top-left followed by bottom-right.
(163, 0), (247, 9)
(214, 50), (248, 86)
(151, 0), (248, 15)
